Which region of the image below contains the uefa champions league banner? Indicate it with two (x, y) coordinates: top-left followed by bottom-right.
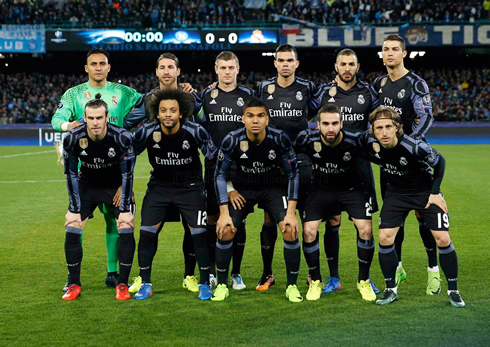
(0, 25), (46, 53)
(285, 24), (490, 48)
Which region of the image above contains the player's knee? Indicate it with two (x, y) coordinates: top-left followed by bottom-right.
(303, 223), (317, 242)
(219, 225), (236, 241)
(282, 227), (297, 242)
(263, 212), (274, 224)
(432, 231), (451, 247)
(327, 215), (341, 226)
(357, 223), (372, 239)
(379, 230), (395, 246)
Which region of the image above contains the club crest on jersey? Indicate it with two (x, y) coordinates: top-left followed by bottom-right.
(423, 95), (431, 105)
(296, 91), (303, 101)
(57, 102), (63, 109)
(329, 86), (337, 97)
(218, 150), (224, 161)
(153, 132), (161, 143)
(268, 150), (276, 160)
(112, 96), (118, 105)
(240, 141), (249, 152)
(357, 94), (365, 104)
(343, 152), (351, 161)
(63, 150), (68, 159)
(208, 141), (214, 150)
(237, 97), (244, 107)
(400, 157), (408, 166)
(127, 146), (134, 155)
(108, 147), (116, 158)
(84, 91), (92, 100)
(182, 140), (190, 150)
(79, 138), (88, 149)
(380, 77), (388, 87)
(267, 84), (275, 94)
(314, 142), (322, 153)
(398, 89), (406, 99)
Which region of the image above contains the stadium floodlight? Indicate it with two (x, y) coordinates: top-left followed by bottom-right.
(198, 69), (201, 72)
(378, 52), (382, 58)
(410, 52), (418, 59)
(262, 52), (274, 57)
(419, 51), (426, 56)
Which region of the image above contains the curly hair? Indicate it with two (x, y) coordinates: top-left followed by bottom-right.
(147, 89), (194, 122)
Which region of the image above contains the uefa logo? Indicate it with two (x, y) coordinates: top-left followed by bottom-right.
(55, 31), (63, 39)
(52, 30), (67, 43)
(175, 31), (189, 42)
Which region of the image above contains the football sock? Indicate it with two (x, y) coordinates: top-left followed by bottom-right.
(207, 224), (217, 276)
(394, 226), (405, 262)
(303, 240), (321, 281)
(324, 224), (340, 279)
(117, 229), (135, 285)
(284, 239), (301, 286)
(260, 222), (277, 275)
(438, 243), (458, 291)
(417, 217), (438, 268)
(357, 236), (374, 281)
(190, 228), (210, 285)
(231, 223), (246, 275)
(138, 228), (158, 283)
(379, 243), (398, 289)
(104, 214), (119, 273)
(65, 227), (83, 286)
(216, 238), (233, 285)
(182, 221), (196, 277)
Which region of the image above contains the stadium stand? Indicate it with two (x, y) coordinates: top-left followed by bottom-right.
(1, 67), (489, 124)
(1, 0), (488, 28)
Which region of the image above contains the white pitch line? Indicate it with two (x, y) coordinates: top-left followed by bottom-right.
(0, 176), (149, 184)
(0, 150), (55, 159)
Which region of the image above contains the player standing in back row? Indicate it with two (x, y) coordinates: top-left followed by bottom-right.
(372, 35), (440, 295)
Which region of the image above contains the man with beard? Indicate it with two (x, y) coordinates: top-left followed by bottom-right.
(312, 49), (379, 294)
(132, 89), (217, 301)
(294, 104), (376, 302)
(372, 35), (439, 295)
(127, 53), (203, 296)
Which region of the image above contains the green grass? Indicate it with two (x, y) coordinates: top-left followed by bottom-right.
(0, 145), (489, 346)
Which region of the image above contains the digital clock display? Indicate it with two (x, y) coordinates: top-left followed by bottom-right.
(46, 29), (280, 51)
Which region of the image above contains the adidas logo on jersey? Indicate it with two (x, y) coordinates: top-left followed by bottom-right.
(210, 99), (217, 104)
(80, 150), (88, 156)
(240, 153), (248, 159)
(313, 153), (321, 158)
(153, 143), (160, 149)
(267, 95), (274, 100)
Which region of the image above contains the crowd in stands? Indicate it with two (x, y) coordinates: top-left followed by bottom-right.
(2, 0), (489, 28)
(2, 67), (489, 125)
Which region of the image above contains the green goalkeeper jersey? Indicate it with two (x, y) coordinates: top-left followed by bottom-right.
(51, 81), (144, 131)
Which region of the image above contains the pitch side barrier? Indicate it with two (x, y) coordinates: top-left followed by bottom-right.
(1, 123), (490, 146)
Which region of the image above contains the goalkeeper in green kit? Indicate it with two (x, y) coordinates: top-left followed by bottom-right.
(52, 48), (145, 291)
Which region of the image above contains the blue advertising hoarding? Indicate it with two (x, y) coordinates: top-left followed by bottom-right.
(0, 25), (46, 53)
(285, 24), (490, 48)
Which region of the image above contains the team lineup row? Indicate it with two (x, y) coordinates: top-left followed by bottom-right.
(52, 37), (464, 307)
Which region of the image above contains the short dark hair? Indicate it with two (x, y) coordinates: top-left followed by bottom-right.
(336, 48), (358, 63)
(384, 34), (406, 51)
(317, 103), (341, 122)
(85, 93), (108, 115)
(86, 48), (110, 62)
(369, 106), (404, 137)
(215, 51), (239, 67)
(243, 97), (269, 117)
(156, 53), (180, 69)
(275, 44), (298, 60)
(148, 89), (193, 122)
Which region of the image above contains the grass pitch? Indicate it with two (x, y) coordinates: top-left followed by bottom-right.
(0, 145), (489, 346)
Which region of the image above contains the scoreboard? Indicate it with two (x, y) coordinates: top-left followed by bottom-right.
(47, 29), (279, 51)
